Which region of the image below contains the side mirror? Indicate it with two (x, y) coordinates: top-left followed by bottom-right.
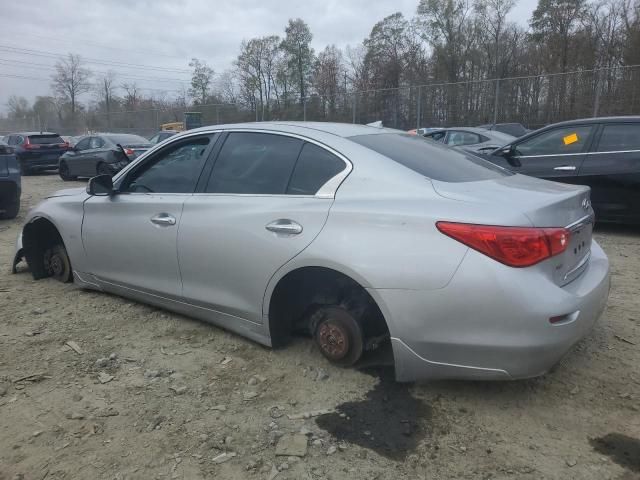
(500, 145), (521, 167)
(87, 174), (114, 196)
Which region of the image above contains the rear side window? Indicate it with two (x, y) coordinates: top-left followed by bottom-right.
(28, 134), (64, 145)
(446, 131), (482, 146)
(206, 133), (303, 194)
(349, 133), (510, 182)
(596, 124), (640, 152)
(287, 143), (346, 195)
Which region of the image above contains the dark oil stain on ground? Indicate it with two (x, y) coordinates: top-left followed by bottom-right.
(590, 433), (640, 472)
(315, 368), (430, 460)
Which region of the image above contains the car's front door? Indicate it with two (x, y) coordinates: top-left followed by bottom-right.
(66, 137), (91, 175)
(178, 131), (349, 326)
(579, 122), (640, 222)
(504, 124), (595, 183)
(82, 134), (217, 298)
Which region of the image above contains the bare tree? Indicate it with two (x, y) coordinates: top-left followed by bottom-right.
(281, 18), (314, 105)
(95, 71), (118, 128)
(188, 58), (215, 105)
(50, 54), (91, 118)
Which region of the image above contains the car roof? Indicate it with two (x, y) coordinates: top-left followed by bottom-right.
(185, 121), (402, 138)
(11, 131), (59, 136)
(545, 116), (640, 127)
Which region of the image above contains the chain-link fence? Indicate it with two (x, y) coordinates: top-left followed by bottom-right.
(3, 65), (639, 138)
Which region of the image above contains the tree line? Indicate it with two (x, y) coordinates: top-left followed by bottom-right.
(3, 0), (640, 134)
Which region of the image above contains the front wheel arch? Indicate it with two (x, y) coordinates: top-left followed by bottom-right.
(22, 217), (73, 281)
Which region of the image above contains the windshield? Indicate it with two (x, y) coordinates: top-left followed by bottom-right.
(28, 134), (64, 145)
(349, 133), (512, 182)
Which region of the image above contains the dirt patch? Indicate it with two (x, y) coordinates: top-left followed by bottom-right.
(316, 368), (430, 460)
(591, 433), (640, 473)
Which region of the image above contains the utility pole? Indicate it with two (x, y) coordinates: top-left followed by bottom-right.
(352, 92), (357, 124)
(492, 78), (500, 125)
(416, 86), (422, 130)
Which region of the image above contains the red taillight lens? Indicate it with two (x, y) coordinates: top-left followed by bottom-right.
(124, 148), (134, 156)
(436, 222), (570, 268)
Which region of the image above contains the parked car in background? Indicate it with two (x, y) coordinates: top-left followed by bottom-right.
(422, 127), (515, 152)
(14, 122), (610, 382)
(407, 127), (440, 135)
(149, 130), (179, 145)
(5, 132), (70, 175)
(58, 133), (152, 180)
(0, 143), (21, 219)
(478, 122), (530, 137)
(61, 135), (82, 147)
(480, 116), (640, 224)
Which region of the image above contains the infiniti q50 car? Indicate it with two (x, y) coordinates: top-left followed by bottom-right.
(12, 122), (610, 381)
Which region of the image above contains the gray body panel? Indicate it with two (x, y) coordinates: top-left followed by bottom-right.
(15, 122), (610, 381)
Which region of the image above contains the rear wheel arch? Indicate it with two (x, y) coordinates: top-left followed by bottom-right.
(266, 265), (389, 350)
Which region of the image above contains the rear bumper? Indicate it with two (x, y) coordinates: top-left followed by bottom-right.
(19, 153), (63, 169)
(372, 240), (610, 381)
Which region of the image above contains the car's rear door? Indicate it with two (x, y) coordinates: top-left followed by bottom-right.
(178, 130), (349, 325)
(82, 133), (218, 299)
(509, 124), (595, 183)
(578, 122), (640, 222)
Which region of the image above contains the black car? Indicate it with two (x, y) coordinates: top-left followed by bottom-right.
(59, 134), (151, 180)
(481, 116), (640, 224)
(0, 143), (21, 219)
(477, 123), (530, 138)
(5, 132), (70, 175)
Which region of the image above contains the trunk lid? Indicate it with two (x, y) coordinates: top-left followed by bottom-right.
(432, 174), (594, 285)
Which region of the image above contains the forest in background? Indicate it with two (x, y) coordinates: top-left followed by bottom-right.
(2, 0), (640, 134)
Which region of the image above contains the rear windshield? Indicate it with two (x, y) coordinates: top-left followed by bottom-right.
(104, 134), (150, 145)
(349, 133), (512, 182)
(28, 134), (64, 145)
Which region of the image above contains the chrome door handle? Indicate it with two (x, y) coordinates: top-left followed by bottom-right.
(265, 219), (303, 235)
(150, 213), (176, 226)
(554, 165), (577, 171)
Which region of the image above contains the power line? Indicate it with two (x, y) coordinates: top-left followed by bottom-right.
(14, 32), (187, 60)
(0, 72), (185, 94)
(0, 58), (189, 85)
(0, 44), (191, 74)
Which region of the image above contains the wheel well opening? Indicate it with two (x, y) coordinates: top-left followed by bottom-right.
(22, 218), (66, 280)
(268, 266), (389, 349)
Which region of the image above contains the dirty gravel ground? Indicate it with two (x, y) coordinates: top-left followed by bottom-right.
(1, 174), (639, 480)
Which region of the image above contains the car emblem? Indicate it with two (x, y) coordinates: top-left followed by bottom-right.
(582, 198), (591, 210)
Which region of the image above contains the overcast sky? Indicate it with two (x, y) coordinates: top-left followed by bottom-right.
(0, 0), (538, 113)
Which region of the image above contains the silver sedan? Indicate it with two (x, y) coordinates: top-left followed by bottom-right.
(422, 126), (516, 153)
(12, 122), (610, 381)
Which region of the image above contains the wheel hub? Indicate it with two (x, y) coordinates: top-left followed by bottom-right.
(317, 321), (350, 360)
(50, 254), (64, 276)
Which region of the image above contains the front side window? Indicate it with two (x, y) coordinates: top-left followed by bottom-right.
(121, 136), (212, 193)
(205, 132), (303, 194)
(596, 123), (640, 152)
(514, 125), (594, 157)
(446, 131), (482, 146)
(287, 143), (346, 195)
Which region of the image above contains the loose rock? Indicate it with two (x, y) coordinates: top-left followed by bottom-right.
(275, 434), (308, 457)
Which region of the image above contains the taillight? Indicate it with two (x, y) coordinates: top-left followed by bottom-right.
(124, 148), (134, 156)
(436, 222), (570, 268)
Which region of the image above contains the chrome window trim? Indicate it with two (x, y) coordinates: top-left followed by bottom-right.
(517, 148), (640, 159)
(112, 128), (352, 199)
